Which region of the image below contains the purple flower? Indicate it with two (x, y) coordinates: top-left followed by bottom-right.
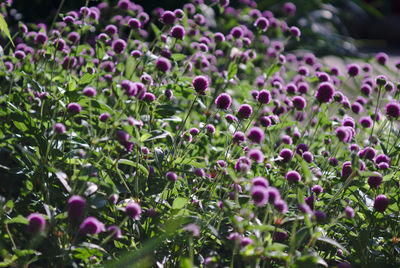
(27, 213), (46, 233)
(83, 87), (97, 97)
(235, 156), (251, 174)
(34, 32), (48, 45)
(251, 186), (269, 206)
(368, 172), (383, 189)
(315, 82), (335, 103)
(194, 168), (205, 177)
(108, 225), (122, 239)
(290, 26), (301, 37)
(248, 148), (264, 163)
(347, 63), (360, 77)
(170, 25), (185, 39)
(79, 217), (105, 235)
(240, 237), (253, 247)
(274, 199), (288, 214)
(183, 223), (200, 236)
(230, 26), (244, 39)
(283, 2), (296, 15)
(68, 195), (85, 220)
(311, 185), (323, 195)
(161, 10), (175, 25)
(335, 126), (353, 143)
(126, 201), (142, 219)
(247, 127), (264, 144)
(215, 93), (232, 110)
(286, 170), (301, 183)
(280, 148), (293, 163)
(143, 93), (155, 103)
(233, 131), (246, 144)
(252, 177), (269, 188)
(237, 104), (253, 119)
(312, 210), (326, 223)
(155, 57), (172, 73)
(385, 101), (400, 118)
(206, 124), (215, 135)
(67, 102), (82, 114)
(299, 203), (312, 214)
(292, 96), (306, 110)
(257, 89), (271, 104)
(273, 231), (288, 242)
(166, 171), (178, 181)
(375, 154), (390, 165)
(192, 75), (209, 94)
(374, 194), (389, 213)
(376, 52), (388, 65)
(296, 143), (309, 155)
(267, 187), (281, 203)
(99, 113), (111, 122)
(345, 206), (355, 218)
(359, 116), (372, 128)
(128, 18), (141, 29)
(254, 17), (269, 32)
(54, 123), (66, 134)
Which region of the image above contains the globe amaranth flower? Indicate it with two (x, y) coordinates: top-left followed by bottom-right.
(274, 199), (288, 214)
(237, 104), (253, 119)
(311, 185), (323, 195)
(252, 177), (269, 188)
(385, 101), (400, 118)
(290, 26), (301, 37)
(359, 116), (372, 128)
(315, 82), (335, 103)
(233, 131), (246, 144)
(34, 32), (48, 45)
(170, 25), (185, 39)
(247, 127), (264, 144)
(252, 186), (269, 206)
(128, 18), (141, 29)
(286, 170), (301, 183)
(247, 148), (264, 163)
(376, 52), (388, 65)
(266, 187), (281, 203)
(108, 225), (122, 239)
(166, 171), (178, 181)
(99, 113), (111, 122)
(335, 126), (353, 143)
(67, 102), (82, 114)
(235, 156), (251, 174)
(374, 194), (389, 213)
(368, 172), (383, 189)
(283, 2), (296, 15)
(83, 86), (97, 97)
(54, 123), (66, 134)
(257, 89), (271, 104)
(302, 151), (313, 163)
(240, 237), (253, 247)
(312, 210), (326, 223)
(254, 17), (269, 32)
(126, 201), (142, 219)
(79, 217), (105, 235)
(206, 124), (215, 135)
(279, 148), (293, 163)
(183, 223), (200, 236)
(345, 206), (355, 218)
(161, 10), (175, 25)
(192, 75), (209, 94)
(155, 57), (172, 73)
(68, 195), (85, 220)
(215, 93), (232, 110)
(28, 213), (46, 233)
(194, 168), (205, 177)
(346, 63), (360, 77)
(292, 96), (306, 110)
(230, 26), (244, 39)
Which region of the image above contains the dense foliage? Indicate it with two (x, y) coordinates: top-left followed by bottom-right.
(0, 0), (400, 267)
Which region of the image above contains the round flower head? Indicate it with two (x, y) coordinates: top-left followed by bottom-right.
(248, 148), (264, 163)
(128, 18), (141, 29)
(54, 123), (66, 134)
(376, 52), (388, 65)
(374, 194), (389, 213)
(126, 201), (142, 219)
(194, 168), (205, 177)
(280, 148), (293, 163)
(237, 104), (253, 119)
(359, 116), (372, 128)
(257, 89), (271, 104)
(385, 101), (400, 118)
(170, 25), (185, 39)
(68, 195), (85, 220)
(299, 203), (312, 214)
(296, 143), (309, 155)
(235, 156), (251, 174)
(274, 199), (288, 214)
(206, 124), (215, 134)
(254, 17), (269, 32)
(161, 10), (175, 25)
(215, 93), (232, 110)
(290, 26), (301, 37)
(345, 206), (355, 218)
(252, 186), (269, 206)
(183, 223), (200, 237)
(376, 75), (387, 87)
(35, 32), (48, 45)
(311, 184), (323, 195)
(351, 102), (362, 114)
(241, 237), (253, 247)
(346, 63), (360, 77)
(247, 127), (264, 144)
(233, 131), (246, 144)
(83, 86), (97, 97)
(315, 82), (335, 103)
(143, 92), (155, 103)
(108, 225), (122, 239)
(166, 171), (178, 181)
(67, 102), (82, 114)
(312, 210), (326, 223)
(28, 213), (46, 233)
(99, 113), (111, 122)
(286, 170), (301, 183)
(189, 128), (199, 136)
(368, 172), (383, 189)
(302, 151), (313, 163)
(112, 39), (127, 54)
(155, 57), (172, 73)
(252, 177), (269, 188)
(292, 96), (306, 110)
(192, 75), (208, 94)
(335, 126), (353, 143)
(230, 26), (243, 39)
(283, 2), (296, 15)
(79, 216), (105, 235)
(375, 154), (390, 165)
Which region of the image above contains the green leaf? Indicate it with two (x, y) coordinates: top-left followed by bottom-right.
(80, 73), (93, 84)
(180, 258), (193, 268)
(316, 236), (349, 255)
(172, 197), (187, 209)
(0, 14), (14, 47)
(125, 56), (135, 78)
(266, 64), (280, 78)
(171, 53), (187, 61)
(6, 215), (28, 225)
(227, 62), (237, 80)
(151, 23), (161, 37)
(140, 133), (152, 142)
(118, 159), (136, 166)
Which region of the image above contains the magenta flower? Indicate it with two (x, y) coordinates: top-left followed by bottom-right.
(374, 194), (389, 213)
(126, 201), (142, 219)
(315, 82), (335, 103)
(215, 93), (232, 110)
(192, 75), (209, 94)
(67, 102), (82, 114)
(247, 127), (264, 144)
(286, 170), (301, 183)
(27, 213), (46, 233)
(251, 186), (269, 206)
(68, 195), (86, 220)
